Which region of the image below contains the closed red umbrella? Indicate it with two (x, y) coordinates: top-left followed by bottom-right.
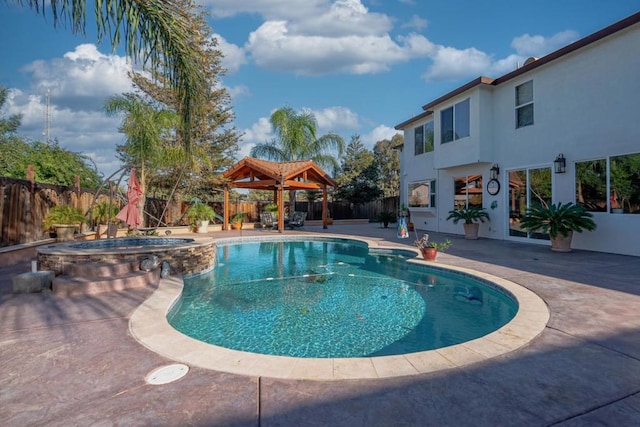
(116, 168), (142, 228)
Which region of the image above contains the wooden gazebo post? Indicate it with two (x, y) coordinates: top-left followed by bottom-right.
(277, 174), (284, 233)
(223, 184), (229, 231)
(322, 185), (328, 229)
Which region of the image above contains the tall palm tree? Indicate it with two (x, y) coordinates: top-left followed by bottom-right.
(250, 107), (345, 205)
(104, 93), (180, 224)
(12, 0), (205, 147)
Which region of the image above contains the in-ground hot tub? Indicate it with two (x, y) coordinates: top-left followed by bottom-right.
(37, 237), (216, 276)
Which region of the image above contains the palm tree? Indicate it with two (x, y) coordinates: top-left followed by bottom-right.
(250, 107), (345, 204)
(12, 0), (205, 147)
(104, 94), (180, 224)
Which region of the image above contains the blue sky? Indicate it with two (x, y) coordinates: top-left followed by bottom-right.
(1, 1), (638, 178)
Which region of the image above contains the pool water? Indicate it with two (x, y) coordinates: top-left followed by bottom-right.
(168, 239), (518, 358)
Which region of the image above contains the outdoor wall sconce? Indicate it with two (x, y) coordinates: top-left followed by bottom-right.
(489, 164), (500, 179)
(554, 154), (566, 174)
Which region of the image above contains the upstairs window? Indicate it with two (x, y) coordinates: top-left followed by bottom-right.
(414, 125), (424, 155)
(441, 98), (470, 143)
(424, 121), (434, 153)
(414, 121), (435, 155)
(516, 80), (534, 128)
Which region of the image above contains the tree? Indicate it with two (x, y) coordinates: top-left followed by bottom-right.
(130, 0), (240, 198)
(374, 134), (401, 197)
(334, 134), (382, 206)
(1, 86), (101, 187)
(104, 93), (180, 223)
(13, 0), (207, 147)
(250, 106), (345, 203)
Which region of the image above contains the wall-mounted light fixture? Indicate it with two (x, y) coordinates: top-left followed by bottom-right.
(489, 164), (500, 180)
(554, 154), (566, 174)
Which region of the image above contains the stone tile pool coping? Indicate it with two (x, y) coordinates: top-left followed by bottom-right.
(129, 234), (550, 380)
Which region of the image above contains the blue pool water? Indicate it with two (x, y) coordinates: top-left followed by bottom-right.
(168, 238), (518, 358)
(72, 237), (194, 249)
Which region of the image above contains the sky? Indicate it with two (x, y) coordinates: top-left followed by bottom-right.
(1, 1), (638, 179)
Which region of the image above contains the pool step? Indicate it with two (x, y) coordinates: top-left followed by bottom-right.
(52, 261), (158, 296)
(64, 261), (140, 278)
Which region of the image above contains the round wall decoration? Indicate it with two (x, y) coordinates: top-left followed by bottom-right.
(487, 178), (501, 195)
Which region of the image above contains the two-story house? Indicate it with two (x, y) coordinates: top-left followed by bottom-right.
(395, 12), (640, 257)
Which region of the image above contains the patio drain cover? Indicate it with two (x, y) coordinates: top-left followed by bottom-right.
(145, 364), (189, 385)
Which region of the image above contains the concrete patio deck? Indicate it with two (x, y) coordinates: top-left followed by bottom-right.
(2, 223), (639, 426)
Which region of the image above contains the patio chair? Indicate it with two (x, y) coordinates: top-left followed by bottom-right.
(288, 211), (307, 229)
(260, 212), (276, 230)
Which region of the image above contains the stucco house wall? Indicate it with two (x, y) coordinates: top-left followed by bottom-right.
(396, 12), (640, 256)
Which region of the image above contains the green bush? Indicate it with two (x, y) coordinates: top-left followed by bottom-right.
(519, 202), (596, 238)
(44, 205), (87, 228)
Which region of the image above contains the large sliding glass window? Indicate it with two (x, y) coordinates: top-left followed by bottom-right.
(453, 175), (483, 210)
(575, 159), (607, 212)
(441, 98), (470, 143)
(509, 167), (552, 240)
(575, 153), (640, 214)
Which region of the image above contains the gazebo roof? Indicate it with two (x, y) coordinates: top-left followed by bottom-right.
(223, 157), (337, 191)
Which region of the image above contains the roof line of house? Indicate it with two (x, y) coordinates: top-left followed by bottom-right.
(395, 11), (640, 130)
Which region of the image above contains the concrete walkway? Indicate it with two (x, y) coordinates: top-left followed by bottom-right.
(1, 224), (639, 426)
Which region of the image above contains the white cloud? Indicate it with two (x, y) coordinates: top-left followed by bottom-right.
(247, 21), (432, 75)
(212, 33), (247, 74)
(361, 125), (401, 149)
(21, 44), (135, 111)
(423, 46), (493, 81)
(421, 30), (581, 82)
(238, 116), (273, 158)
(310, 106), (359, 132)
(401, 14), (428, 31)
(511, 30), (579, 57)
(8, 44), (136, 177)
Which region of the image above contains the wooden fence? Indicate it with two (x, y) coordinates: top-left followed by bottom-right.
(1, 171), (399, 246)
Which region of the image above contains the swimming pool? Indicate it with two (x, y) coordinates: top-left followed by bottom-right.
(168, 238), (518, 358)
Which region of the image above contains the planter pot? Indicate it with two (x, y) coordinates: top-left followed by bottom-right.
(97, 223), (108, 239)
(54, 224), (76, 242)
(231, 221), (243, 230)
(612, 208), (623, 214)
(551, 231), (573, 252)
(196, 220), (210, 233)
(420, 247), (438, 261)
(407, 222), (414, 232)
(463, 223), (480, 240)
(107, 223), (119, 238)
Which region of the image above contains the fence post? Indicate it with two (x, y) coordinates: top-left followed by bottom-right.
(26, 165), (36, 242)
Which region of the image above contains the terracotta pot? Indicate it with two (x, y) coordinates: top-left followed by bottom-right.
(463, 222), (480, 239)
(551, 231), (573, 252)
(230, 221), (242, 230)
(54, 224), (76, 242)
(420, 247), (438, 261)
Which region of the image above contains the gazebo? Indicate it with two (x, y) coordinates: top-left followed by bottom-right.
(222, 157), (337, 232)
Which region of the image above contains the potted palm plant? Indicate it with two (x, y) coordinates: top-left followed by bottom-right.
(186, 203), (216, 233)
(93, 202), (119, 238)
(446, 206), (490, 239)
(44, 205), (87, 242)
(414, 233), (452, 261)
(519, 202), (597, 252)
(230, 212), (245, 230)
(378, 211), (395, 228)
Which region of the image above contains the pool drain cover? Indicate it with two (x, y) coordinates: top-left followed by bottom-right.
(145, 364), (189, 385)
